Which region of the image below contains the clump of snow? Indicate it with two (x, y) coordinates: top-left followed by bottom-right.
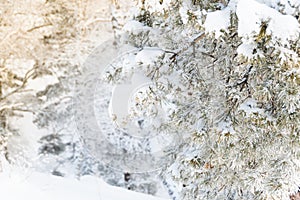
(179, 4), (189, 24)
(217, 120), (236, 135)
(26, 75), (59, 92)
(238, 98), (263, 117)
(204, 8), (231, 38)
(237, 43), (256, 58)
(236, 0), (300, 43)
(268, 14), (299, 41)
(204, 0), (300, 40)
(237, 43), (264, 58)
(123, 20), (150, 34)
(135, 47), (164, 66)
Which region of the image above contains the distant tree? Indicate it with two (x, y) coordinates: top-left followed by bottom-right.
(0, 0), (78, 167)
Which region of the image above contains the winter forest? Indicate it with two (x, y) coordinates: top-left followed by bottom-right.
(0, 0), (299, 199)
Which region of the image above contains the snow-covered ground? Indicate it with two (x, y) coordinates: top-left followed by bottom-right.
(0, 168), (167, 200)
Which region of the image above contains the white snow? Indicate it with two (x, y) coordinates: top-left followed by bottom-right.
(217, 120), (236, 135)
(138, 0), (172, 13)
(123, 20), (150, 34)
(203, 0), (299, 50)
(7, 113), (48, 167)
(237, 43), (262, 58)
(179, 5), (189, 25)
(236, 0), (300, 43)
(26, 75), (59, 92)
(200, 0), (300, 59)
(256, 0), (300, 15)
(135, 47), (164, 66)
(204, 8), (231, 38)
(4, 58), (36, 77)
(289, 0), (300, 6)
(238, 98), (263, 116)
(0, 169), (168, 200)
(109, 71), (152, 127)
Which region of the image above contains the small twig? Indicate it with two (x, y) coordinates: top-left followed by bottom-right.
(0, 66), (37, 101)
(11, 108), (34, 113)
(26, 23), (52, 32)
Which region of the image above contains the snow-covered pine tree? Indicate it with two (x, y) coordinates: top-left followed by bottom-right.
(107, 0), (300, 199)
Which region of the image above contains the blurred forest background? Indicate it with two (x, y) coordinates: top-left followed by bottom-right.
(0, 0), (166, 197)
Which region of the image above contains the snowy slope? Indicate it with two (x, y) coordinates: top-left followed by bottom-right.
(0, 170), (168, 200)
